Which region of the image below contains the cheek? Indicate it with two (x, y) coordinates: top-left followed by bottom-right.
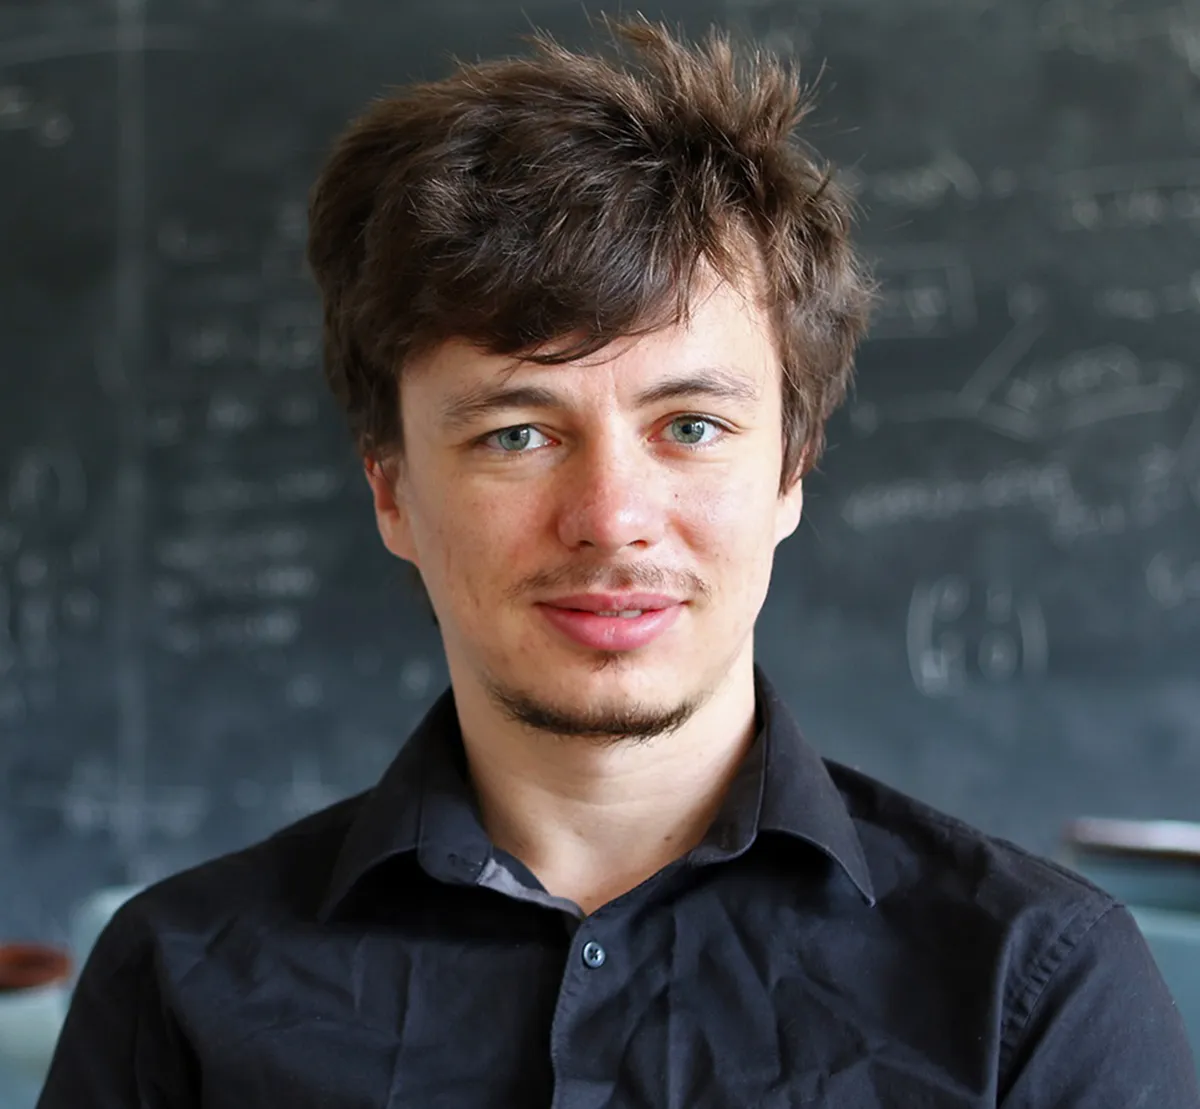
(421, 482), (537, 606)
(675, 473), (781, 584)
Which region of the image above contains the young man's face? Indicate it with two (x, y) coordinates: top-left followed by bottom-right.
(367, 274), (805, 740)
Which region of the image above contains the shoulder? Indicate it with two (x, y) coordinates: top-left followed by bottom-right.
(819, 762), (1182, 1083)
(100, 791), (368, 959)
(826, 758), (1118, 952)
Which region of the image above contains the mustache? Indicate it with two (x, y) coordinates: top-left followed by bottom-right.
(511, 563), (711, 602)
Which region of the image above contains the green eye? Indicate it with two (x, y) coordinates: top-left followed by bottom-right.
(667, 416), (718, 446)
(488, 426), (548, 452)
(497, 427), (532, 451)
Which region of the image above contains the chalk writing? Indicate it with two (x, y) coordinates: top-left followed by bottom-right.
(864, 149), (983, 210)
(278, 393), (320, 426)
(399, 656), (435, 699)
(208, 607), (302, 650)
(0, 449), (104, 728)
(907, 576), (1048, 697)
(723, 0), (822, 58)
(852, 316), (1187, 440)
(230, 754), (342, 821)
(842, 436), (1191, 541)
(7, 446), (87, 517)
(284, 674), (323, 709)
(1039, 0), (1200, 78)
(1147, 550), (1200, 607)
(1180, 407), (1200, 510)
(206, 393), (259, 435)
(842, 461), (1073, 531)
(258, 304), (321, 373)
(156, 525), (310, 571)
(862, 247), (977, 341)
(175, 468), (343, 515)
(0, 83), (72, 146)
(1096, 272), (1200, 321)
(23, 757), (208, 841)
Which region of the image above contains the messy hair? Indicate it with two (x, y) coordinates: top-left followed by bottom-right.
(307, 16), (874, 491)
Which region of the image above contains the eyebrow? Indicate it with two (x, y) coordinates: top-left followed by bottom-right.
(438, 367), (762, 432)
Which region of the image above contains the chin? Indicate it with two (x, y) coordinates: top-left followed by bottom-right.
(486, 666), (699, 742)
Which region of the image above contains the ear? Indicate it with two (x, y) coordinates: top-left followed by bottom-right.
(774, 472), (804, 545)
(363, 456), (419, 565)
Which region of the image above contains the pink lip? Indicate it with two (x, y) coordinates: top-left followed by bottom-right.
(537, 598), (685, 651)
(542, 593), (682, 612)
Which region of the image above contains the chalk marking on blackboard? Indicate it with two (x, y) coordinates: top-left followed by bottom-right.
(208, 607), (302, 650)
(63, 587), (101, 628)
(864, 246), (978, 339)
(399, 656), (435, 698)
(855, 315), (1044, 433)
(280, 754), (341, 821)
(207, 393), (258, 435)
(907, 577), (967, 698)
(1147, 550), (1200, 607)
(958, 314), (1045, 409)
(257, 302), (323, 372)
(1050, 158), (1200, 195)
(112, 0), (150, 866)
(279, 393), (319, 426)
(284, 673), (323, 709)
(907, 577), (1048, 698)
(841, 461), (1075, 532)
(0, 85), (32, 118)
(17, 589), (57, 671)
(1048, 160), (1200, 232)
(156, 525), (310, 572)
(0, 26), (193, 69)
(23, 757), (208, 840)
(8, 446), (87, 516)
(1039, 0), (1200, 76)
(179, 477), (259, 514)
(0, 83), (74, 146)
(276, 467), (343, 502)
(855, 322), (1187, 440)
(1096, 272), (1200, 321)
(1171, 9), (1200, 74)
(1178, 405), (1200, 510)
(0, 525), (19, 562)
(0, 581), (15, 676)
(1017, 597), (1049, 677)
(840, 445), (1194, 540)
(1059, 384), (1187, 429)
(16, 551), (49, 590)
(867, 149), (983, 210)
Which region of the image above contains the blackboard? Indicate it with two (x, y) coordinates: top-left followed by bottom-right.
(2, 0), (1199, 944)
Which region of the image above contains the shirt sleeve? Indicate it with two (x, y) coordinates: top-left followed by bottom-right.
(1000, 901), (1200, 1109)
(36, 904), (197, 1109)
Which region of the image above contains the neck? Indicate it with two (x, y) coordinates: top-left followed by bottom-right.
(451, 656), (758, 915)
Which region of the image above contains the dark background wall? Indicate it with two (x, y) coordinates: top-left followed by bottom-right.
(2, 0), (1199, 943)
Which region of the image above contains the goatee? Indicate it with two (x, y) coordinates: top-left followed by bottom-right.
(483, 675), (702, 746)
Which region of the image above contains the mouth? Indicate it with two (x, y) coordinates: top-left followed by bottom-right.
(536, 601), (685, 652)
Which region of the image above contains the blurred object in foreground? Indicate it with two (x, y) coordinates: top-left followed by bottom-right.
(1063, 817), (1200, 1072)
(0, 941), (72, 1106)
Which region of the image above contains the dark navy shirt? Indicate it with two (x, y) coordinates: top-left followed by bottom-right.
(40, 667), (1199, 1107)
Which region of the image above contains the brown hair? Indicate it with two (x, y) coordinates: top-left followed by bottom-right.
(307, 16), (874, 491)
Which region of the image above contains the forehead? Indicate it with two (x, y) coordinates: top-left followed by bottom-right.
(404, 276), (781, 402)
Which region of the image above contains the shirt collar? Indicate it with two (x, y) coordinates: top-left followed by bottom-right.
(750, 667), (876, 903)
(318, 665), (874, 922)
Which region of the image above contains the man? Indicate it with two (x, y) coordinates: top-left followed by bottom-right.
(40, 16), (1198, 1108)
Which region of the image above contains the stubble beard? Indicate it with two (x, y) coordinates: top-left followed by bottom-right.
(481, 657), (705, 747)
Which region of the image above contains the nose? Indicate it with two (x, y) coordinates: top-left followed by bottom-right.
(555, 434), (667, 554)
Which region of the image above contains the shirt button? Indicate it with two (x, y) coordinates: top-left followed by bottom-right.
(581, 940), (607, 969)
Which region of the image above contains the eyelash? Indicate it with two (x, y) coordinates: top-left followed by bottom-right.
(477, 415), (731, 456)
